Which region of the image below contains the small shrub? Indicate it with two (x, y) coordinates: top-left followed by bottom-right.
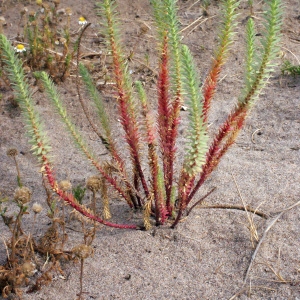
(0, 0), (282, 230)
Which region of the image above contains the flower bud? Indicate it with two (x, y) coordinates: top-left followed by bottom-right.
(72, 244), (93, 259)
(86, 176), (101, 192)
(32, 202), (43, 214)
(59, 180), (72, 191)
(22, 261), (37, 277)
(14, 187), (31, 205)
(6, 148), (18, 157)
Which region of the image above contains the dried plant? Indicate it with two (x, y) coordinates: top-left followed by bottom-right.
(6, 148), (22, 187)
(0, 159), (77, 297)
(0, 0), (282, 231)
(72, 243), (94, 299)
(13, 0), (81, 82)
(0, 185), (38, 297)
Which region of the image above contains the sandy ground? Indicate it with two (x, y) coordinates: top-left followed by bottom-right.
(0, 0), (299, 299)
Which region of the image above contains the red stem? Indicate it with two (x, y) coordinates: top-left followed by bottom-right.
(171, 174), (194, 229)
(143, 105), (168, 223)
(165, 95), (181, 214)
(157, 34), (181, 215)
(187, 104), (248, 205)
(202, 60), (221, 123)
(43, 157), (137, 229)
(91, 158), (133, 208)
(108, 24), (150, 201)
(157, 35), (171, 209)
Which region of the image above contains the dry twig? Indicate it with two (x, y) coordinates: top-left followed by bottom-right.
(196, 204), (268, 219)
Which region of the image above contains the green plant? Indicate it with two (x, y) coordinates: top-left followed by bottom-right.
(281, 60), (300, 76)
(0, 0), (282, 230)
(73, 185), (86, 205)
(14, 0), (80, 82)
(201, 0), (211, 16)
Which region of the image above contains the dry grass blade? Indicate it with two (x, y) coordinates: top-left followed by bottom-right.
(281, 46), (300, 64)
(255, 247), (288, 283)
(179, 16), (203, 33)
(231, 172), (261, 247)
(230, 200), (300, 299)
(250, 275), (292, 283)
(229, 284), (277, 299)
(244, 200), (300, 283)
(1, 236), (10, 263)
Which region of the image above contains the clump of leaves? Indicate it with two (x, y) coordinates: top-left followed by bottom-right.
(281, 60), (300, 76)
(73, 185), (86, 205)
(0, 0), (282, 230)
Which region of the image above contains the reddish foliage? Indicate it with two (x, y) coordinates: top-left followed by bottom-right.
(202, 59), (222, 123)
(42, 156), (137, 229)
(185, 104), (248, 206)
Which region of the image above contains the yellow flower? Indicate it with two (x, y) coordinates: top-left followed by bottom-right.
(14, 44), (26, 53)
(78, 16), (87, 25)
